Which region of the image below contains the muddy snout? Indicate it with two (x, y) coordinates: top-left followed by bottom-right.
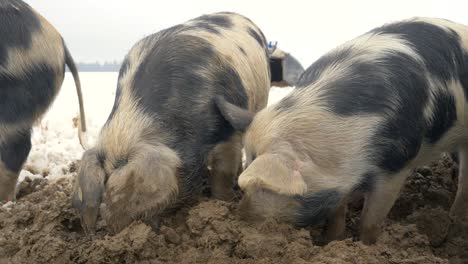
(238, 187), (300, 225)
(71, 188), (101, 234)
(79, 206), (100, 234)
(71, 190), (103, 234)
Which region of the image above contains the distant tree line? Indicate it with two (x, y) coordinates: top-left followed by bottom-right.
(66, 61), (122, 72)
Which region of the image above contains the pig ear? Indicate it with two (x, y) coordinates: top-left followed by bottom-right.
(102, 143), (181, 233)
(214, 96), (255, 132)
(238, 154), (307, 196)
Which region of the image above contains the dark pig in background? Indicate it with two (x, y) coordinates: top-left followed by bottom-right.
(0, 0), (87, 202)
(72, 12), (271, 233)
(217, 17), (468, 245)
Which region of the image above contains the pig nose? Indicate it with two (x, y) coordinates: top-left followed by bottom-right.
(80, 206), (99, 234)
(238, 197), (255, 221)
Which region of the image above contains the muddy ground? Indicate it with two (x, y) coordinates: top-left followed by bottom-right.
(1, 154), (468, 264)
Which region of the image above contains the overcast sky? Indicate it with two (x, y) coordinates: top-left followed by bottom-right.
(24, 0), (468, 67)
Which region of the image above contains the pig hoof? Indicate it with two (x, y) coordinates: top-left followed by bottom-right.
(145, 216), (162, 231)
(360, 226), (380, 245)
(212, 190), (235, 201)
(324, 229), (346, 244)
(449, 207), (468, 222)
(361, 235), (377, 245)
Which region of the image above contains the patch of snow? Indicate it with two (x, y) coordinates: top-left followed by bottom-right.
(2, 201), (14, 209)
(268, 86), (294, 106)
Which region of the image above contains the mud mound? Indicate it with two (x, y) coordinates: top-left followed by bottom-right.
(0, 154), (467, 263)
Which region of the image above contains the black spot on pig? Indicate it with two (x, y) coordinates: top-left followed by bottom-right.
(295, 188), (342, 227)
(217, 11), (237, 15)
(373, 111), (425, 174)
(0, 64), (59, 124)
(425, 90), (457, 144)
(0, 0), (40, 64)
(459, 53), (468, 101)
(258, 29), (267, 46)
(213, 65), (248, 108)
(321, 52), (428, 117)
(248, 28), (264, 47)
(372, 21), (465, 82)
(194, 22), (221, 35)
(197, 14), (232, 29)
(355, 172), (377, 193)
(0, 129), (31, 173)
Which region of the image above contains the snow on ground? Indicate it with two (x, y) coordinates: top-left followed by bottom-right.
(17, 72), (294, 185)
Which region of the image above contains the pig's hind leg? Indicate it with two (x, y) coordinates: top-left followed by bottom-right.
(0, 130), (32, 202)
(324, 198), (348, 243)
(359, 169), (411, 245)
(450, 144), (468, 221)
(207, 132), (243, 201)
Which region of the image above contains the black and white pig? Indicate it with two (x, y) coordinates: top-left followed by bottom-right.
(216, 17), (468, 244)
(0, 0), (87, 202)
(71, 12), (271, 233)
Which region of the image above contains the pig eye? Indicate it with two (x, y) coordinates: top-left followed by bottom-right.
(115, 157), (128, 169)
(251, 153), (257, 161)
(97, 152), (106, 167)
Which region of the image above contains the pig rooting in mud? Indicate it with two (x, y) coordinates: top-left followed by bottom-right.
(73, 143), (181, 233)
(218, 17), (468, 245)
(72, 12), (271, 233)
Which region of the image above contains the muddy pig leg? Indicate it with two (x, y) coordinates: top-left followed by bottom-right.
(207, 132), (243, 201)
(324, 198), (348, 243)
(0, 130), (32, 202)
(450, 144), (468, 220)
(360, 170), (410, 245)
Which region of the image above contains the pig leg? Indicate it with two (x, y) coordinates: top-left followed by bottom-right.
(324, 199), (348, 243)
(360, 169), (410, 245)
(207, 132), (243, 201)
(0, 163), (18, 202)
(450, 144), (468, 220)
(0, 130), (32, 202)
